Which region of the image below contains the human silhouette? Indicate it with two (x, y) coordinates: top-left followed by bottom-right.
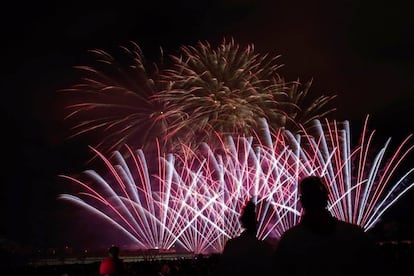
(158, 262), (171, 276)
(219, 199), (273, 276)
(272, 176), (379, 276)
(99, 246), (125, 276)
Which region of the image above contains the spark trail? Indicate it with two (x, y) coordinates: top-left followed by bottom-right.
(59, 117), (414, 254)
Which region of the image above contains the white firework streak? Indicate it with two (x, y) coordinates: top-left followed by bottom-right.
(59, 117), (414, 253)
(298, 116), (414, 230)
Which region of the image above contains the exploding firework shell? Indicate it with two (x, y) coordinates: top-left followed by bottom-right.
(62, 39), (336, 161)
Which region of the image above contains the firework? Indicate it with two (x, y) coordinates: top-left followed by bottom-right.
(61, 39), (336, 160)
(61, 42), (168, 160)
(301, 116), (414, 230)
(59, 117), (414, 254)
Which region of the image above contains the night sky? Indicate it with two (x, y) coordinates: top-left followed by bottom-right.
(2, 1), (414, 250)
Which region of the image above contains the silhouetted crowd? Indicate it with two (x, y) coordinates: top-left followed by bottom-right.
(3, 242), (414, 276)
(6, 255), (220, 276)
(3, 177), (414, 275)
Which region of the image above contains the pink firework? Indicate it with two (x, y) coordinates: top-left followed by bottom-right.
(59, 117), (414, 254)
(299, 116), (414, 230)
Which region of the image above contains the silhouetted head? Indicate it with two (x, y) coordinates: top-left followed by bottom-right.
(240, 199), (257, 235)
(160, 263), (171, 275)
(299, 176), (329, 211)
(108, 246), (120, 258)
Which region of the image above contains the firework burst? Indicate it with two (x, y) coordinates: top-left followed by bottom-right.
(59, 117), (414, 254)
(61, 41), (169, 160)
(61, 39), (336, 160)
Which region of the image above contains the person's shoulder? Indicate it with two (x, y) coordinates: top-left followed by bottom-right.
(101, 257), (111, 263)
(276, 223), (307, 247)
(280, 223), (305, 238)
(336, 220), (365, 233)
(222, 235), (243, 252)
(335, 220), (374, 243)
(224, 235), (241, 246)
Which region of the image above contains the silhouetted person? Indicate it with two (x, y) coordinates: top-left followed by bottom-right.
(158, 262), (171, 276)
(99, 246), (125, 276)
(273, 176), (378, 276)
(220, 199), (273, 275)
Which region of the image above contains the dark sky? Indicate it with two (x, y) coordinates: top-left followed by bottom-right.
(2, 1), (414, 250)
